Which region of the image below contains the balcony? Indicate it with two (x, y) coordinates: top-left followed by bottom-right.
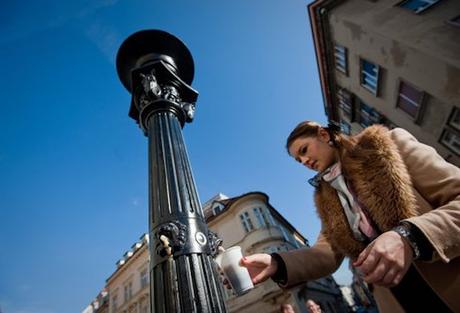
(241, 225), (285, 251)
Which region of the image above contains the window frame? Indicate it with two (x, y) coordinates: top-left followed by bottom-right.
(336, 86), (355, 121)
(140, 267), (149, 289)
(447, 106), (460, 132)
(212, 203), (224, 215)
(334, 43), (348, 75)
(111, 293), (118, 313)
(123, 280), (133, 303)
(395, 79), (427, 124)
(397, 0), (442, 14)
(360, 58), (381, 96)
(265, 207), (276, 226)
(358, 100), (382, 128)
(239, 211), (254, 233)
(263, 246), (279, 254)
(253, 207), (270, 228)
(439, 128), (460, 156)
(123, 284), (128, 303)
(340, 121), (351, 135)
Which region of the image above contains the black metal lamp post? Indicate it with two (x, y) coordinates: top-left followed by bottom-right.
(116, 30), (227, 313)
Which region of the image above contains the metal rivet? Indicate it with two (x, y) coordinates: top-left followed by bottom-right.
(195, 232), (207, 245)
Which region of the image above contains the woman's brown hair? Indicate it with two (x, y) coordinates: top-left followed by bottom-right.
(285, 120), (342, 154)
(285, 121), (321, 152)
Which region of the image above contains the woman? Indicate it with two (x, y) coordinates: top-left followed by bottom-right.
(237, 121), (460, 313)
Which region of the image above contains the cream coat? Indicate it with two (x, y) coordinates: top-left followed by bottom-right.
(278, 126), (460, 313)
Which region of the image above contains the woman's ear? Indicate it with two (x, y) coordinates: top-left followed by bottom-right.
(317, 127), (331, 143)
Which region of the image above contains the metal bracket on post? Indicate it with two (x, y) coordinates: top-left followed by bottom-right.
(156, 221), (187, 258)
(131, 61), (198, 135)
(152, 218), (217, 267)
(208, 230), (223, 258)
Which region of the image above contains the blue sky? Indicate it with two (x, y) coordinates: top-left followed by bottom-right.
(0, 1), (352, 312)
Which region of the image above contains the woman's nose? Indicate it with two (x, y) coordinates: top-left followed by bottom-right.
(299, 156), (309, 166)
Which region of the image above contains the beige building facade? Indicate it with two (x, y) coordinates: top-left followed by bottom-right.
(106, 234), (150, 313)
(308, 0), (460, 166)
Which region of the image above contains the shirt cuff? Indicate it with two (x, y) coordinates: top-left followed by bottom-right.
(270, 253), (287, 285)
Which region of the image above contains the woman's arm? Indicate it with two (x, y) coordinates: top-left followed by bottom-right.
(391, 128), (460, 263)
(276, 232), (344, 287)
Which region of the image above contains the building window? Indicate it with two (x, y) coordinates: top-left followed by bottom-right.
(140, 268), (149, 289)
(440, 129), (460, 156)
(265, 245), (289, 253)
(340, 121), (351, 135)
(278, 224), (299, 248)
(111, 295), (118, 313)
(334, 44), (348, 74)
(337, 87), (354, 121)
(396, 81), (426, 122)
(262, 245), (289, 254)
(212, 203), (224, 215)
(263, 246), (279, 254)
(359, 101), (382, 127)
(239, 212), (254, 233)
(398, 0), (442, 14)
(124, 281), (133, 302)
(447, 107), (460, 131)
(265, 208), (277, 226)
(278, 224), (290, 243)
(253, 207), (271, 228)
(360, 59), (380, 95)
(448, 15), (460, 27)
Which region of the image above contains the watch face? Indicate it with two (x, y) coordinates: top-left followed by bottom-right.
(400, 227), (409, 236)
(394, 225), (408, 237)
(394, 225), (420, 259)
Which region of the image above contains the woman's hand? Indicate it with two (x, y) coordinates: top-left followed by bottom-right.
(241, 253), (279, 284)
(353, 230), (413, 287)
(221, 253), (278, 289)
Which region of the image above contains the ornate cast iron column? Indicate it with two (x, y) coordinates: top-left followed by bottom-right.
(116, 30), (227, 313)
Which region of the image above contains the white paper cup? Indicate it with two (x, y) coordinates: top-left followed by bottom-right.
(216, 246), (254, 296)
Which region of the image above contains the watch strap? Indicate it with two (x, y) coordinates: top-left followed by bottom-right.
(392, 223), (421, 260)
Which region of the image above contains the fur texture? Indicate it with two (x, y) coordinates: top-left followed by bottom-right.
(315, 125), (419, 258)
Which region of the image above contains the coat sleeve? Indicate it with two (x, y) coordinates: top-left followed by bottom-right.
(391, 128), (460, 263)
(276, 231), (344, 287)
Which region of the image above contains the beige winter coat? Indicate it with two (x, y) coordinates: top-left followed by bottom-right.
(278, 125), (460, 313)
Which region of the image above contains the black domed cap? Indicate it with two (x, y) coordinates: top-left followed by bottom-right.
(116, 30), (195, 92)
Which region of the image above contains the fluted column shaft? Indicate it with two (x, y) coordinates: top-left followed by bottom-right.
(147, 111), (226, 313)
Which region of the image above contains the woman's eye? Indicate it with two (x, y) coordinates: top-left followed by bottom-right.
(301, 147), (307, 154)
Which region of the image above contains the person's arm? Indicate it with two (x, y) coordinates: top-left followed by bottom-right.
(391, 128), (460, 263)
(354, 128), (460, 287)
(276, 232), (344, 288)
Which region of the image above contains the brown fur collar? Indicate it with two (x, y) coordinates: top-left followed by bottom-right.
(315, 125), (418, 258)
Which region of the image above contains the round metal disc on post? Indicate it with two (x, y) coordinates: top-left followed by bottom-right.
(116, 29), (195, 93)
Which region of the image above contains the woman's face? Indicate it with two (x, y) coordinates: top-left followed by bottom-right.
(288, 129), (337, 173)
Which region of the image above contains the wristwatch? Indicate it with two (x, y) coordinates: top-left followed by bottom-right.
(392, 223), (421, 260)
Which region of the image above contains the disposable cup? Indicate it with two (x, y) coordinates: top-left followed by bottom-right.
(215, 246), (254, 296)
